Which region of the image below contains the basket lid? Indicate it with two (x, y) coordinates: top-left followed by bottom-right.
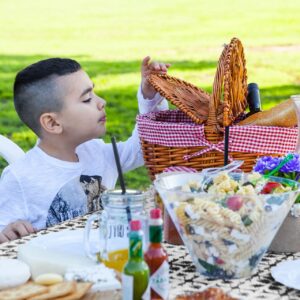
(148, 74), (210, 124)
(148, 37), (248, 130)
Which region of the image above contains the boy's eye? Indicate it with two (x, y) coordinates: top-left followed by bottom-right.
(83, 98), (92, 103)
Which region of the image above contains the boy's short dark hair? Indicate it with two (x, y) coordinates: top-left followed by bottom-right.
(14, 58), (82, 136)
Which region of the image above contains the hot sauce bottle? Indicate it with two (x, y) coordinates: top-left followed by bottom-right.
(122, 220), (150, 300)
(144, 208), (169, 300)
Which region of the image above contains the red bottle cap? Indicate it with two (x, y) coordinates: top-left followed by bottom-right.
(150, 208), (162, 219)
(130, 220), (141, 231)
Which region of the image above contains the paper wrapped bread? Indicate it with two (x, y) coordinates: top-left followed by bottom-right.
(238, 99), (297, 127)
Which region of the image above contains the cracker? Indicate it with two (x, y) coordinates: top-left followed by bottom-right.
(28, 281), (76, 300)
(0, 282), (48, 300)
(55, 282), (92, 300)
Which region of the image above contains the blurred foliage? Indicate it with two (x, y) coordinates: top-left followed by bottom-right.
(0, 0), (300, 188)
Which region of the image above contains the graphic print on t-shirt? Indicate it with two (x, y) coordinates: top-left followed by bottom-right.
(46, 175), (106, 227)
(80, 175), (106, 212)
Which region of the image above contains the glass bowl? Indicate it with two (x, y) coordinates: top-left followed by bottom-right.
(154, 172), (300, 279)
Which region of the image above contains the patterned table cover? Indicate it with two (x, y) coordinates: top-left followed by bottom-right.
(1, 214), (300, 300)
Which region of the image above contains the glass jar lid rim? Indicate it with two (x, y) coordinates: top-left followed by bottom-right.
(102, 188), (152, 207)
(104, 189), (144, 196)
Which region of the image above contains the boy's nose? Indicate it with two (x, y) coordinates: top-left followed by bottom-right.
(97, 97), (106, 110)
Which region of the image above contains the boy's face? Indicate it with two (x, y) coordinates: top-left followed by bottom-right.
(55, 69), (106, 144)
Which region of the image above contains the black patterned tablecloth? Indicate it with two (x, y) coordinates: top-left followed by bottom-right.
(1, 214), (300, 300)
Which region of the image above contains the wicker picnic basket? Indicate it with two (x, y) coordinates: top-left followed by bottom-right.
(137, 38), (298, 180)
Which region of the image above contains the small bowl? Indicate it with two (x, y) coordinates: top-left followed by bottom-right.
(154, 172), (300, 279)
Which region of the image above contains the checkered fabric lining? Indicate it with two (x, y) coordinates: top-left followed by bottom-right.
(137, 110), (298, 154)
(163, 166), (197, 173)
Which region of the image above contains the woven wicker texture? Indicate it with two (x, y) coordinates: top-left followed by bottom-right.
(141, 137), (280, 180)
(148, 74), (210, 124)
(148, 37), (248, 131)
(205, 37), (248, 141)
(138, 38), (292, 180)
(210, 37), (248, 132)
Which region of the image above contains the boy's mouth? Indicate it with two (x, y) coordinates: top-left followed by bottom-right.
(99, 115), (106, 123)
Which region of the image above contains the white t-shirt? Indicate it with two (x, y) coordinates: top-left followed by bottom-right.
(0, 87), (168, 231)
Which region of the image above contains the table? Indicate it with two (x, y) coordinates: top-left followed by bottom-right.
(1, 215), (300, 300)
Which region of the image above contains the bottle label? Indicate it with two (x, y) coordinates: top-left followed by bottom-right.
(150, 260), (169, 299)
(142, 282), (150, 300)
(122, 273), (133, 300)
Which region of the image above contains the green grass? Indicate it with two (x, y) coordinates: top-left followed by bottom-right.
(0, 0), (300, 188)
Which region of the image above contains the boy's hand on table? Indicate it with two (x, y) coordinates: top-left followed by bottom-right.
(141, 56), (171, 99)
(0, 220), (36, 243)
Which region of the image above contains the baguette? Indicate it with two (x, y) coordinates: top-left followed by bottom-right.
(238, 99), (297, 127)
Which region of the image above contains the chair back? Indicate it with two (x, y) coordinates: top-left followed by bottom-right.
(0, 134), (25, 164)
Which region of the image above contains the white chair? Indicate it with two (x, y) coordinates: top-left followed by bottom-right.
(0, 134), (25, 164)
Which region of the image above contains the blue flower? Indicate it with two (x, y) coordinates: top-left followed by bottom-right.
(254, 154), (300, 175)
(254, 153), (300, 204)
(254, 156), (281, 174)
(280, 153), (300, 173)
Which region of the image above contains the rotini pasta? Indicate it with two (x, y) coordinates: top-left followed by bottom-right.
(168, 171), (299, 279)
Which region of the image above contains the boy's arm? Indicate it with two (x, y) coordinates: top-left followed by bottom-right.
(100, 57), (171, 177)
(0, 168), (30, 240)
(137, 56), (170, 114)
(141, 56), (170, 99)
(137, 85), (169, 114)
(0, 220), (35, 243)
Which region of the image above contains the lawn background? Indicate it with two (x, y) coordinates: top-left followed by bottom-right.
(0, 0), (300, 189)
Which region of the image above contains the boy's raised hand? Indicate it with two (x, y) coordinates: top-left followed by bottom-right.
(141, 56), (171, 99)
(0, 220), (36, 243)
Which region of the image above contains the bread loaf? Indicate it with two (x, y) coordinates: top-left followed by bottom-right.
(238, 99), (297, 127)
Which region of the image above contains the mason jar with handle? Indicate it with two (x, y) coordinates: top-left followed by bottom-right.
(84, 189), (151, 272)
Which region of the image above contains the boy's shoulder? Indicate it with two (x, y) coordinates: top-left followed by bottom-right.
(77, 138), (105, 150)
(2, 146), (43, 176)
(2, 139), (108, 179)
(76, 138), (107, 157)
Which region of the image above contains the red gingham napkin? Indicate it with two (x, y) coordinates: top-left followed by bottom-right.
(163, 166), (197, 173)
(137, 110), (298, 159)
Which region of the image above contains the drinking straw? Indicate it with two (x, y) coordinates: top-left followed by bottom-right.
(111, 136), (126, 194)
(224, 126), (229, 166)
(111, 136), (132, 222)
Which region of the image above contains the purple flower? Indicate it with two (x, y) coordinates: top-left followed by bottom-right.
(254, 153), (300, 178)
(254, 156), (281, 174)
(254, 154), (300, 204)
(280, 153), (300, 173)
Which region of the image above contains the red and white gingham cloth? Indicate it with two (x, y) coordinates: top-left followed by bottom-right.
(137, 110), (298, 160)
(163, 166), (198, 173)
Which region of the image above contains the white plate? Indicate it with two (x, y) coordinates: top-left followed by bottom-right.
(271, 259), (300, 289)
(17, 229), (99, 278)
(26, 229), (99, 257)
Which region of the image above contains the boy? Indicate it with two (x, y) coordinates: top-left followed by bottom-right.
(0, 56), (170, 243)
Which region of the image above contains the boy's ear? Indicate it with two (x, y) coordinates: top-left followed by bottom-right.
(39, 112), (63, 134)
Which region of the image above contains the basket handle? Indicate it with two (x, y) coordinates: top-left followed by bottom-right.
(206, 44), (228, 134)
(206, 38), (248, 134)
